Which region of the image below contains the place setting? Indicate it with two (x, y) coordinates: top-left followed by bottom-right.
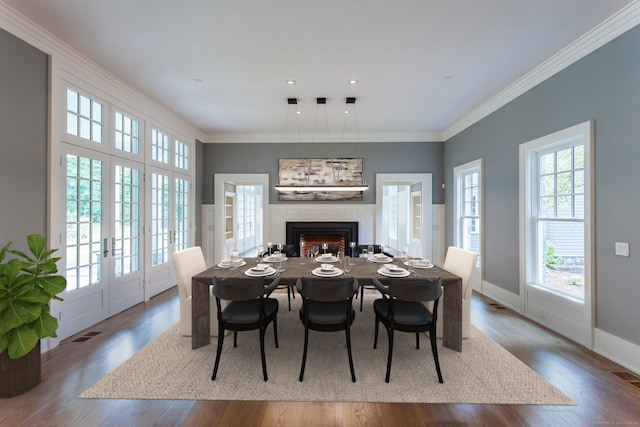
(243, 263), (277, 277)
(216, 250), (246, 269)
(377, 263), (411, 278)
(311, 263), (344, 277)
(367, 253), (393, 263)
(404, 258), (434, 269)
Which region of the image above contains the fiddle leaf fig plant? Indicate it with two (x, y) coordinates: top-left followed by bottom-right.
(0, 234), (67, 359)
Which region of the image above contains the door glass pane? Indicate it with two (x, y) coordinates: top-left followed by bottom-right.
(114, 164), (141, 277)
(175, 177), (189, 252)
(459, 169), (480, 266)
(66, 154), (103, 290)
(151, 172), (170, 266)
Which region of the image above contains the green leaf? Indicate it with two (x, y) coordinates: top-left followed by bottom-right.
(0, 241), (10, 262)
(7, 325), (39, 359)
(27, 234), (46, 259)
(0, 333), (7, 353)
(37, 275), (67, 296)
(31, 310), (59, 339)
(0, 300), (41, 334)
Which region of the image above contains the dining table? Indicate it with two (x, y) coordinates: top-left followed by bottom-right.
(191, 255), (463, 352)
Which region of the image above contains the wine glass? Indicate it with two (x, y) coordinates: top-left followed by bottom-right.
(322, 242), (328, 255)
(349, 241), (356, 258)
(267, 242), (273, 256)
(257, 245), (265, 262)
(379, 243), (385, 255)
(401, 246), (409, 262)
(277, 243), (283, 255)
(311, 245), (319, 262)
(367, 245), (374, 256)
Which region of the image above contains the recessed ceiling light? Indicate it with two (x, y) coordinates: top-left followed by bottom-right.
(444, 75), (454, 80)
(193, 78), (204, 83)
(286, 80), (296, 85)
(348, 79), (358, 85)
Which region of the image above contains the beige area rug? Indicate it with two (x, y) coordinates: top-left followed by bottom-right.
(81, 294), (574, 404)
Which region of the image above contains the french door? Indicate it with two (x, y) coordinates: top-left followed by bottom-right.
(56, 145), (144, 338)
(147, 167), (192, 297)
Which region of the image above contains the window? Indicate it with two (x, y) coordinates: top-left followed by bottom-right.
(459, 168), (480, 259)
(175, 140), (189, 170)
(114, 164), (141, 277)
(114, 111), (140, 155)
(151, 129), (170, 164)
(66, 88), (103, 143)
(151, 172), (170, 266)
(174, 177), (190, 252)
(235, 185), (260, 255)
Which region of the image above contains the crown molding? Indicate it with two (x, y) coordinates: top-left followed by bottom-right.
(442, 0), (640, 141)
(203, 131), (442, 143)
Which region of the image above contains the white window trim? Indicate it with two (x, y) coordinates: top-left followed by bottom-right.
(519, 120), (594, 348)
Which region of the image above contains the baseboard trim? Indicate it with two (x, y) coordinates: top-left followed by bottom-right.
(594, 328), (640, 376)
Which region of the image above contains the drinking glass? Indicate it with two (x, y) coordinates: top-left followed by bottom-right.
(337, 251), (344, 263)
(277, 243), (283, 254)
(344, 256), (351, 276)
(311, 245), (319, 262)
(277, 252), (285, 273)
(401, 246), (409, 262)
(322, 242), (328, 254)
(257, 245), (265, 261)
(267, 242), (273, 256)
(379, 243), (385, 254)
(350, 241), (356, 258)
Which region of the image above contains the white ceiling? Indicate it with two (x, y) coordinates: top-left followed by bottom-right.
(3, 0), (637, 142)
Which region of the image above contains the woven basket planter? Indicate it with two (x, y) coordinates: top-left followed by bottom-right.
(0, 341), (41, 398)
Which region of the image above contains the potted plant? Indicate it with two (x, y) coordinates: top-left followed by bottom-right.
(0, 234), (66, 398)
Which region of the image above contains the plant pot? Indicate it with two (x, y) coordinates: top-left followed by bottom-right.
(0, 341), (41, 398)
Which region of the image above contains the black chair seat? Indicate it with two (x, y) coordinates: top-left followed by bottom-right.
(223, 298), (278, 325)
(373, 299), (432, 327)
(299, 300), (355, 328)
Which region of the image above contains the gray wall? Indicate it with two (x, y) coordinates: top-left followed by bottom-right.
(444, 25), (640, 345)
(0, 28), (48, 252)
(201, 141), (444, 205)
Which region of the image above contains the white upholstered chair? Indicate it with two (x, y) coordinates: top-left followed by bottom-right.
(437, 246), (477, 339)
(172, 246), (220, 336)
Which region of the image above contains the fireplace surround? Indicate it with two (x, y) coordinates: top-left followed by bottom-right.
(285, 221), (359, 257)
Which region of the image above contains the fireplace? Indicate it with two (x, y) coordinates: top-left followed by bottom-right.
(286, 222), (359, 257)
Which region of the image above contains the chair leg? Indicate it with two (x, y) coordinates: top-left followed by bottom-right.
(233, 331), (238, 347)
(415, 332), (420, 349)
(373, 315), (380, 349)
(345, 325), (356, 382)
(430, 328), (444, 383)
(385, 327), (394, 383)
(259, 325), (268, 381)
(360, 286), (364, 311)
(211, 327), (225, 380)
(299, 326), (309, 381)
(287, 286), (292, 311)
(273, 316), (279, 348)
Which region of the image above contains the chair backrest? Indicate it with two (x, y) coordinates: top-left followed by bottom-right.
(212, 277), (266, 301)
(387, 278), (442, 303)
(298, 276), (356, 302)
(172, 246), (206, 299)
(443, 246), (477, 300)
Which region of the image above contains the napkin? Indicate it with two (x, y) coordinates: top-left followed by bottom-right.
(384, 263), (401, 271)
(252, 263), (269, 271)
(411, 259), (431, 267)
(373, 253), (387, 259)
(320, 263), (334, 271)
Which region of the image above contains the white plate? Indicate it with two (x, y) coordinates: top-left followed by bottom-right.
(217, 260), (246, 268)
(368, 255), (393, 263)
(262, 256), (288, 263)
(312, 267), (344, 277)
(316, 255), (339, 263)
(244, 267), (276, 277)
(404, 260), (434, 269)
(377, 267), (410, 278)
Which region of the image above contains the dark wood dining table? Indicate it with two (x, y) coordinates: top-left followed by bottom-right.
(191, 256), (463, 352)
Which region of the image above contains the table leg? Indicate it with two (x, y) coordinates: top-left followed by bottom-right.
(191, 278), (210, 349)
(442, 278), (463, 352)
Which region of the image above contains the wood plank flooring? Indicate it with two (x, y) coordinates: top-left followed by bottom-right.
(1, 287), (639, 426)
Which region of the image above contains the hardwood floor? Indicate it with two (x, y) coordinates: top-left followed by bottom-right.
(2, 287), (639, 426)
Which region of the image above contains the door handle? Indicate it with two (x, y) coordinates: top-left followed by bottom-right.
(103, 238), (109, 257)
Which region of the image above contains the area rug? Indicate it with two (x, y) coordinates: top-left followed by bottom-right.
(80, 294), (574, 404)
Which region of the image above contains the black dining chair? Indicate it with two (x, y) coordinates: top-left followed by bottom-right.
(296, 276), (359, 382)
(372, 276), (444, 383)
(211, 276), (281, 381)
